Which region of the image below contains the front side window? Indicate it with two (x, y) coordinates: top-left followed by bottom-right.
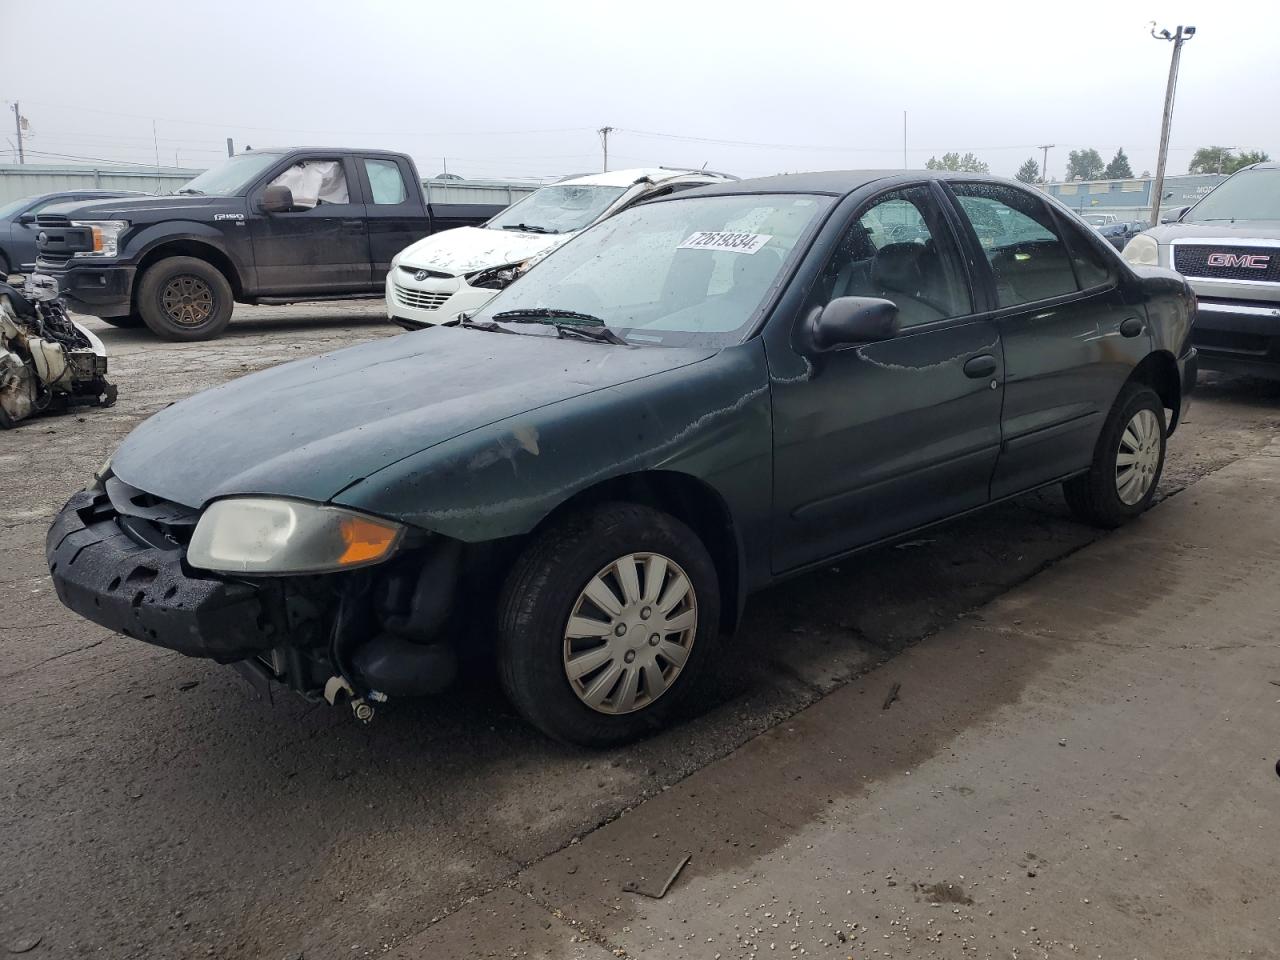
(803, 186), (972, 328)
(268, 159), (350, 209)
(364, 159), (407, 205)
(473, 193), (832, 347)
(952, 183), (1078, 308)
(486, 184), (629, 235)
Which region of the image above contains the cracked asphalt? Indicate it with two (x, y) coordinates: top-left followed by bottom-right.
(1, 303), (1278, 958)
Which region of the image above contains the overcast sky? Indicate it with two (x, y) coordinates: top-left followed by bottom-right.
(3, 0), (1277, 183)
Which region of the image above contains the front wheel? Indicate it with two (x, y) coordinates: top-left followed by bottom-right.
(1063, 383), (1166, 528)
(497, 503), (720, 747)
(136, 256), (234, 341)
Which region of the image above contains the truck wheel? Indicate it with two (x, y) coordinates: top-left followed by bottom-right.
(497, 502), (720, 747)
(1062, 382), (1166, 528)
(137, 257), (233, 341)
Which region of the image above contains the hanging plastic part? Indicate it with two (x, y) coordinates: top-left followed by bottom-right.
(323, 675), (354, 706)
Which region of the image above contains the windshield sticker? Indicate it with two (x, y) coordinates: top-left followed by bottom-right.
(678, 231), (773, 254)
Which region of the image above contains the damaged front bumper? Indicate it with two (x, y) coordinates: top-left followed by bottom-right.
(46, 479), (464, 716)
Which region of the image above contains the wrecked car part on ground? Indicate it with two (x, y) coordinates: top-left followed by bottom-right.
(49, 171), (1196, 746)
(0, 274), (115, 428)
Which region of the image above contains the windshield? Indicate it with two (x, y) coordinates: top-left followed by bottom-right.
(486, 184), (628, 234)
(1185, 168), (1280, 222)
(473, 193), (832, 347)
(176, 152), (284, 197)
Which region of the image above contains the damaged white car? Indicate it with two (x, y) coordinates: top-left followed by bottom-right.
(385, 168), (735, 329)
(0, 275), (116, 428)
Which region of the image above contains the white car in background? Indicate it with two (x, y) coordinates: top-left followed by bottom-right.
(386, 167), (734, 328)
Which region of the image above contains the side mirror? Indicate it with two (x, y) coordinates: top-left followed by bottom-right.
(259, 184), (294, 214)
(17, 213), (36, 225)
(804, 296), (900, 353)
(1160, 205), (1189, 224)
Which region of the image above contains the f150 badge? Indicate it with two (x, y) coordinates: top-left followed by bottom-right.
(1206, 252), (1270, 269)
(214, 213), (245, 222)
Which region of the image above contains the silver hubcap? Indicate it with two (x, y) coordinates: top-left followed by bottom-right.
(562, 552), (697, 716)
(1116, 408), (1161, 505)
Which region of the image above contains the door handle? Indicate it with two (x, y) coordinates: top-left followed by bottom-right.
(963, 354), (998, 379)
(1119, 316), (1145, 338)
(341, 218), (365, 228)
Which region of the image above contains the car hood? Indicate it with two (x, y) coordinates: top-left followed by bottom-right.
(109, 328), (716, 511)
(396, 225), (569, 277)
(40, 194), (237, 220)
(1146, 220), (1280, 242)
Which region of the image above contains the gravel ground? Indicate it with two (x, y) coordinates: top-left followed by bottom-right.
(1, 303), (1276, 958)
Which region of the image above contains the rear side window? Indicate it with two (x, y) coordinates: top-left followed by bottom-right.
(951, 183), (1077, 308)
(364, 159), (408, 205)
(1056, 214), (1114, 290)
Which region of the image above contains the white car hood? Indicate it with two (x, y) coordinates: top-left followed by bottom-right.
(397, 226), (570, 277)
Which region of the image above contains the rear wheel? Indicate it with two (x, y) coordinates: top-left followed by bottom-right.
(1063, 383), (1166, 528)
(136, 256), (233, 341)
(497, 502), (720, 746)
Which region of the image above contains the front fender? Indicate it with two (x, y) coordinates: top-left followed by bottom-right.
(336, 340), (774, 556)
(122, 221), (250, 282)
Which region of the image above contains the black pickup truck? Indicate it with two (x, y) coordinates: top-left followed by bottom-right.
(34, 148), (504, 340)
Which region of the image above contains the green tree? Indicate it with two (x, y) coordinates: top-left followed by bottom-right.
(925, 151), (989, 173)
(1188, 146), (1271, 175)
(1065, 148), (1105, 181)
(1103, 148), (1133, 180)
(1015, 157), (1040, 183)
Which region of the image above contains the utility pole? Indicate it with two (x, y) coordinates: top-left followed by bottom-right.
(1037, 144), (1054, 183)
(1149, 23), (1196, 226)
(902, 111), (908, 168)
(1216, 146), (1237, 176)
(11, 102), (25, 164)
(598, 125), (614, 173)
(226, 138), (234, 157)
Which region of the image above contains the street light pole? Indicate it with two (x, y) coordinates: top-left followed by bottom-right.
(1148, 23), (1196, 227)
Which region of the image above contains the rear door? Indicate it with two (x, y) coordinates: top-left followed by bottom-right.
(945, 181), (1149, 498)
(358, 156), (427, 283)
(767, 183), (1004, 572)
(247, 155), (371, 293)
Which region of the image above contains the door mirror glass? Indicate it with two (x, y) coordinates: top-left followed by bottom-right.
(805, 296), (900, 352)
(260, 184), (294, 213)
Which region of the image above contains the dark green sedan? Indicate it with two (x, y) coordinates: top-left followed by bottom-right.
(47, 171), (1197, 745)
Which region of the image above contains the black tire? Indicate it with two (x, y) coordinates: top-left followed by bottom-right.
(99, 313), (146, 329)
(1063, 382), (1166, 528)
(136, 256), (233, 341)
(497, 502), (720, 747)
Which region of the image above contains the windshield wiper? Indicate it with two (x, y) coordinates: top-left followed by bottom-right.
(492, 308), (628, 345)
(499, 223), (554, 234)
(174, 188), (205, 195)
(456, 315), (517, 335)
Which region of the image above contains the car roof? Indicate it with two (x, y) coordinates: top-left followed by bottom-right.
(671, 169), (1029, 200)
(558, 167), (730, 188)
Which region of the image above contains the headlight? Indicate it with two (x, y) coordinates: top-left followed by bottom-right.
(71, 220), (129, 258)
(187, 497), (406, 575)
(467, 260), (530, 291)
(1121, 233), (1159, 267)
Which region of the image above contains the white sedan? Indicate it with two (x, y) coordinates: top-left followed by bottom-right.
(386, 168), (732, 329)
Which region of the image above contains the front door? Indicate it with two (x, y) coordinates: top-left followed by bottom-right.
(248, 155), (371, 293)
(946, 181), (1151, 499)
(767, 184), (1005, 573)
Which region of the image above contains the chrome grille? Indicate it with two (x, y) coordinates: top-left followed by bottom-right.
(392, 282), (450, 311)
